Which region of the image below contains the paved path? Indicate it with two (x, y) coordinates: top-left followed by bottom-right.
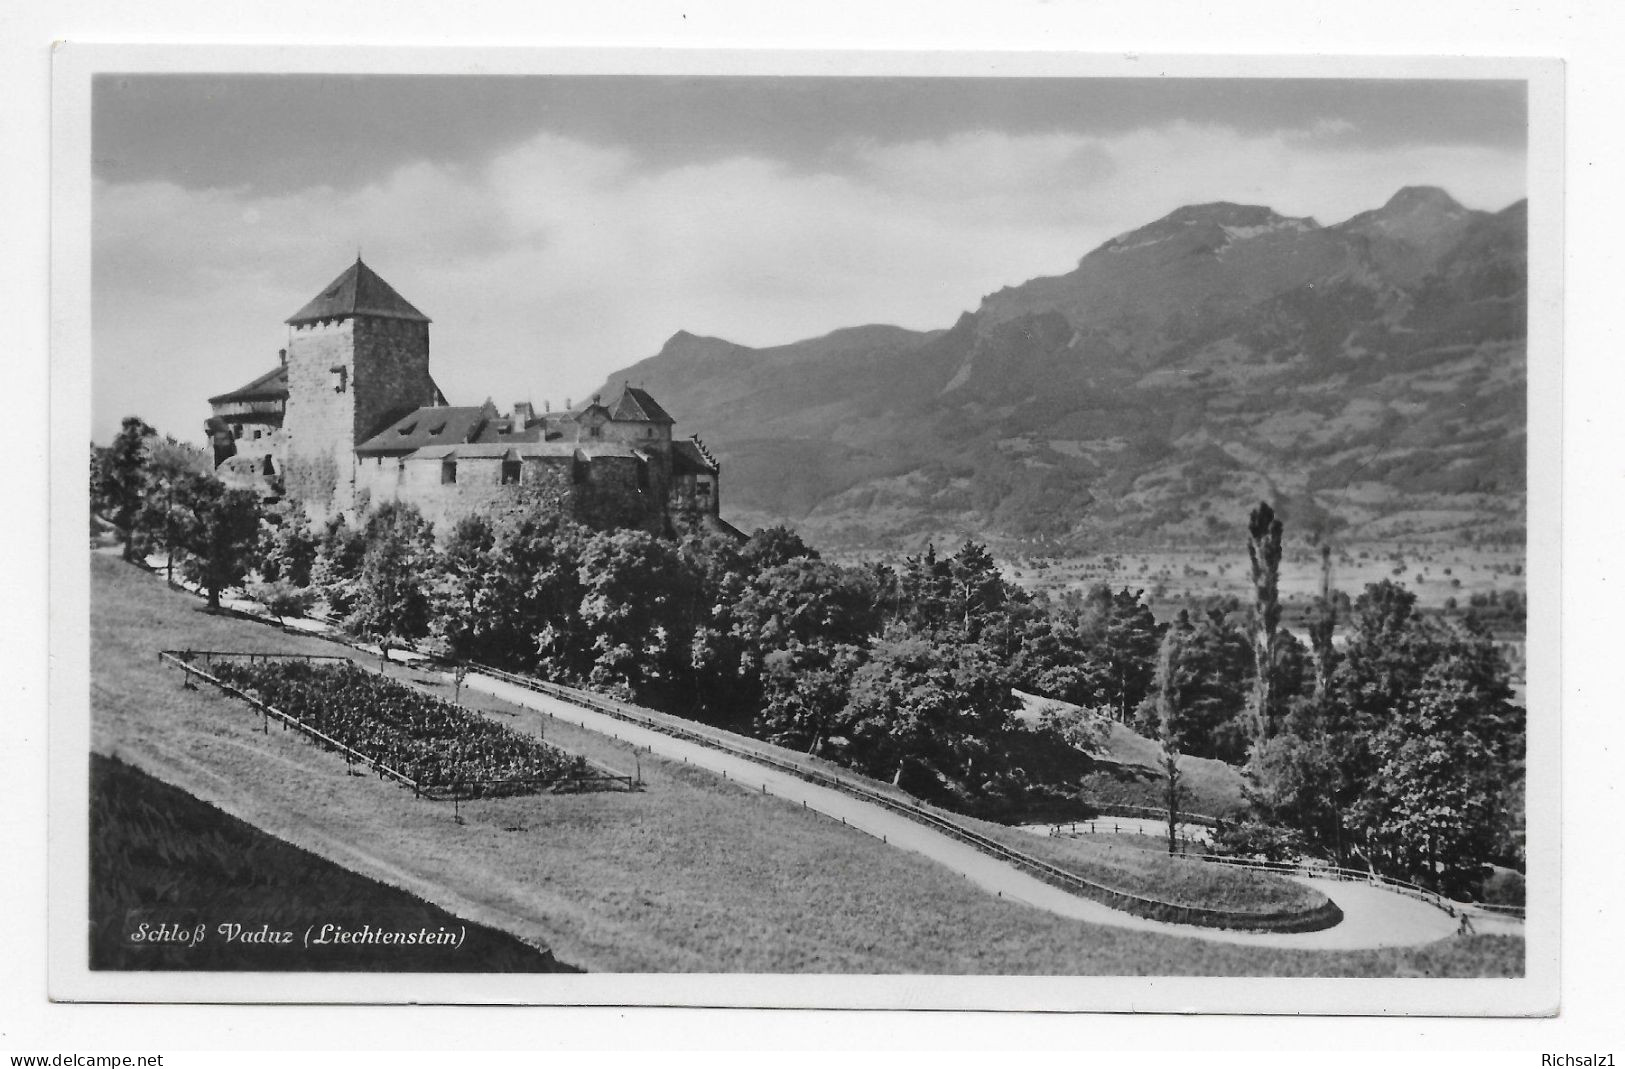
(465, 671), (1468, 950)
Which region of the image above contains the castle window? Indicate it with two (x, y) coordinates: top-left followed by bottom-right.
(397, 459), (406, 482)
(501, 459), (521, 485)
(330, 366), (348, 393)
(441, 458), (457, 485)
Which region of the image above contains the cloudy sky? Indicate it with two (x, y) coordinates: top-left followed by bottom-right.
(91, 75), (1528, 444)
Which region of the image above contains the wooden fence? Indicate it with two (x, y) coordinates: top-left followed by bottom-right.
(1174, 851), (1525, 922)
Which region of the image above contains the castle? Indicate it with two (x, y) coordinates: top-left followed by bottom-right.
(206, 258), (733, 538)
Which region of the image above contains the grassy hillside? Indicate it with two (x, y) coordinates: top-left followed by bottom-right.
(968, 823), (1323, 915)
(1084, 721), (1250, 818)
(90, 752), (577, 972)
(89, 554), (1520, 975)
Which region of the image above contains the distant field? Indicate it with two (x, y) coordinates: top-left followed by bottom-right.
(90, 554), (1521, 975)
(1007, 544), (1525, 617)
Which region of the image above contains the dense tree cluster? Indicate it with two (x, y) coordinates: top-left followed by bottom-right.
(1241, 579), (1525, 894)
(252, 506), (1138, 813)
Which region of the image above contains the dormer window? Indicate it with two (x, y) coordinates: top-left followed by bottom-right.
(429, 422), (447, 436)
(397, 423), (416, 437)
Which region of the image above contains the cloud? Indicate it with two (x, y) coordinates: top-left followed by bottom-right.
(92, 121), (1526, 443)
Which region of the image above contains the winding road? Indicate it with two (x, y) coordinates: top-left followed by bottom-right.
(463, 670), (1501, 951)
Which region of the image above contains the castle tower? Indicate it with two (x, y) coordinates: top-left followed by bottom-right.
(280, 258), (438, 518)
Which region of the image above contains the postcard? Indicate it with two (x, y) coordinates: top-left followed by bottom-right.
(49, 45), (1562, 1014)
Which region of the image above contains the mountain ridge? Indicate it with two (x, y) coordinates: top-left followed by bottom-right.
(601, 189), (1527, 553)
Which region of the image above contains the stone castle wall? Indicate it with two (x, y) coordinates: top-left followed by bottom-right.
(349, 450), (666, 534)
(282, 316), (434, 518)
(353, 318), (436, 442)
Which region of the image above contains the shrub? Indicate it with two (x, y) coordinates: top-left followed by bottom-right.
(1480, 867), (1525, 907)
(1210, 820), (1305, 863)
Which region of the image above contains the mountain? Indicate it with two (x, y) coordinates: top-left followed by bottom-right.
(600, 187), (1527, 553)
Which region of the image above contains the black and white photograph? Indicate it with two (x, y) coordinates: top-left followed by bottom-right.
(44, 45), (1564, 1016)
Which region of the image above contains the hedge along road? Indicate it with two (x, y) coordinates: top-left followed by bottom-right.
(462, 671), (1463, 951)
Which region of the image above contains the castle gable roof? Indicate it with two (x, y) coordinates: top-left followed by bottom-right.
(609, 384), (674, 424)
(208, 364), (288, 406)
(355, 405), (487, 455)
(286, 258), (431, 325)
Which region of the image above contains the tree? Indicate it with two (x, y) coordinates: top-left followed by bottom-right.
(1135, 606), (1253, 764)
(838, 629), (1019, 800)
(946, 540), (1007, 639)
(92, 416), (155, 562)
(310, 515), (368, 617)
(1245, 501), (1284, 747)
(130, 435), (218, 584)
(1149, 624), (1186, 855)
(347, 502), (436, 667)
(757, 641), (866, 755)
(256, 501), (319, 588)
(246, 578), (315, 626)
(429, 512), (591, 678)
(734, 556), (882, 743)
(170, 474), (262, 610)
(1349, 620), (1523, 891)
(1307, 543), (1339, 703)
(575, 527), (697, 703)
(1249, 577), (1524, 882)
(1243, 699), (1339, 860)
(739, 525), (819, 570)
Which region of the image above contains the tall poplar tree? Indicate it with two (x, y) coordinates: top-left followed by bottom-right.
(1246, 501), (1284, 747)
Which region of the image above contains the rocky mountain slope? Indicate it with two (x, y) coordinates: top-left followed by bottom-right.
(601, 187), (1527, 553)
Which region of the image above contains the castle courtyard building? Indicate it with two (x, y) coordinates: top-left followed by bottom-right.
(208, 258), (731, 538)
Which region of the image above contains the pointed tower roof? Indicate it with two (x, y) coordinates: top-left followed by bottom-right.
(285, 258), (431, 325)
